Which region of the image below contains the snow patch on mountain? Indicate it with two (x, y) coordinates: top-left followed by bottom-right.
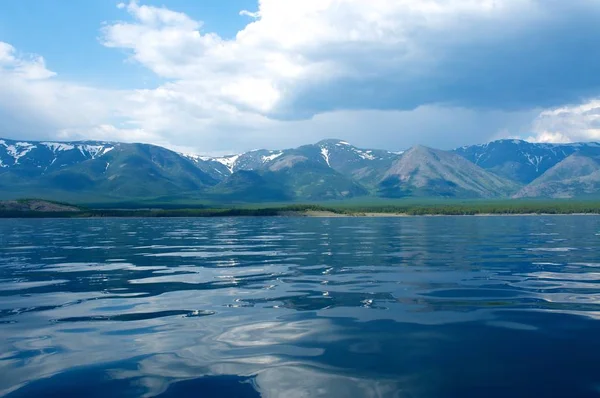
(40, 142), (114, 159)
(524, 153), (544, 172)
(474, 152), (488, 165)
(321, 147), (331, 166)
(79, 145), (109, 159)
(353, 148), (376, 160)
(1, 141), (37, 164)
(42, 142), (75, 152)
(182, 153), (212, 163)
(214, 154), (241, 173)
(262, 152), (283, 163)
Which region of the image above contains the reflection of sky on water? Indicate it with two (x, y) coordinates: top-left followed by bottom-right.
(0, 216), (600, 397)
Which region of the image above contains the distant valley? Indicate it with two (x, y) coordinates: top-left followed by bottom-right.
(1, 137), (600, 203)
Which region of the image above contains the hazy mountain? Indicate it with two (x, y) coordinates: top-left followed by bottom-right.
(514, 154), (600, 198)
(4, 136), (600, 202)
(380, 145), (520, 198)
(454, 139), (600, 183)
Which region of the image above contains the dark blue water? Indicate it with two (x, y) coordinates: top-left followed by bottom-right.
(1, 216), (600, 397)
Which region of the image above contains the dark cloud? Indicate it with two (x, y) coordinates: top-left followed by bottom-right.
(272, 1), (600, 120)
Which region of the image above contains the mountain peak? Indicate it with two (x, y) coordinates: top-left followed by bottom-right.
(316, 139), (353, 147)
(407, 144), (433, 151)
(495, 138), (528, 144)
(403, 144), (439, 156)
(382, 144), (518, 198)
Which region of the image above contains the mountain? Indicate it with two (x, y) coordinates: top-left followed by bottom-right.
(0, 138), (218, 200)
(185, 139), (400, 187)
(514, 154), (600, 198)
(208, 170), (291, 202)
(186, 139), (397, 200)
(183, 149), (286, 178)
(211, 146), (370, 201)
(4, 136), (600, 203)
(454, 139), (600, 183)
(379, 145), (520, 198)
(310, 139), (401, 187)
(0, 138), (373, 201)
(263, 151), (369, 200)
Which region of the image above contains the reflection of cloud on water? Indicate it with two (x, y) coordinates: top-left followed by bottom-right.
(254, 366), (406, 398)
(1, 311), (425, 397)
(0, 315), (343, 396)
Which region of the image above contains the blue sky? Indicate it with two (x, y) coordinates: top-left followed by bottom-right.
(1, 0), (600, 154)
(0, 0), (254, 87)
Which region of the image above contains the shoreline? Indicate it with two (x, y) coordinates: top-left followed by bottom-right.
(297, 211), (600, 218)
(2, 210), (600, 219)
(3, 199), (600, 219)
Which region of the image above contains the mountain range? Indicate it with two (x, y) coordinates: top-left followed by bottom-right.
(2, 137), (600, 203)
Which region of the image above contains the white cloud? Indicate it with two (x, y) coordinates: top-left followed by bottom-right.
(2, 1), (600, 153)
(101, 0), (545, 116)
(0, 42), (55, 80)
(530, 99), (600, 143)
(0, 41), (128, 142)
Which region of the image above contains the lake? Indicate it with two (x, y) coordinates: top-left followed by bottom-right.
(1, 216), (600, 397)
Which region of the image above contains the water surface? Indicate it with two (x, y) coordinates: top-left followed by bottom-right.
(1, 216), (600, 397)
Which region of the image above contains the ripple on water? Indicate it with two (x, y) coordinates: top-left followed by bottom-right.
(1, 216), (600, 397)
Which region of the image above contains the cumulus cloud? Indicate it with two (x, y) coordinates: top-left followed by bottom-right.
(0, 42), (55, 80)
(2, 0), (600, 152)
(0, 41), (172, 149)
(529, 99), (600, 143)
(101, 0), (600, 118)
(0, 41), (126, 141)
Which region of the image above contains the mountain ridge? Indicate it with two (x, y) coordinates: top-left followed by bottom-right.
(3, 136), (600, 202)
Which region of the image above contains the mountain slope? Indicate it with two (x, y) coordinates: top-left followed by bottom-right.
(0, 139), (218, 200)
(311, 140), (401, 187)
(212, 152), (368, 201)
(514, 154), (600, 198)
(454, 139), (600, 183)
(380, 145), (520, 198)
(208, 170), (291, 202)
(266, 153), (368, 200)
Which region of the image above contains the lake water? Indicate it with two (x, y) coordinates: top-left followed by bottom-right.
(1, 216), (600, 397)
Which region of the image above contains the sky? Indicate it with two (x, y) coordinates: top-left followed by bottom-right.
(1, 0), (600, 155)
